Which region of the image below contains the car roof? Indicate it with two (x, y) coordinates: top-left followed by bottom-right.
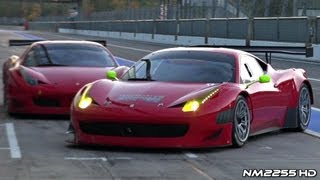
(33, 40), (104, 47)
(154, 47), (250, 56)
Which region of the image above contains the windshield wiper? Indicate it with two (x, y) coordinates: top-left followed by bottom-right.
(40, 44), (53, 64)
(126, 59), (154, 81)
(142, 59), (152, 81)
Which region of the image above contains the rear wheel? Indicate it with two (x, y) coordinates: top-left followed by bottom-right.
(232, 96), (251, 148)
(296, 84), (311, 131)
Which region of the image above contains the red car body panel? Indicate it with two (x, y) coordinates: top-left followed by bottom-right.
(3, 41), (128, 115)
(71, 81), (234, 148)
(70, 47), (313, 148)
(6, 66), (116, 114)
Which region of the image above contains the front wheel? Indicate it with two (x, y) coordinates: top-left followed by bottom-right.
(296, 84), (311, 131)
(232, 96), (251, 148)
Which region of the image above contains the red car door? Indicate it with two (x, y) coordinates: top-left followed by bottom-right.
(239, 55), (289, 134)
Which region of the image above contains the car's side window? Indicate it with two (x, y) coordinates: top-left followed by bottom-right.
(34, 46), (50, 65)
(24, 46), (50, 67)
(240, 55), (264, 83)
(24, 49), (37, 67)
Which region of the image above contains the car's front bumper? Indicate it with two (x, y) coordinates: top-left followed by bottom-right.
(8, 84), (76, 115)
(71, 104), (233, 148)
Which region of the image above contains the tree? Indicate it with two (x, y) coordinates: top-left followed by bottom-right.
(111, 0), (131, 10)
(0, 1), (23, 17)
(236, 0), (241, 17)
(251, 0), (257, 17)
(26, 3), (42, 21)
(281, 0), (289, 16)
(264, 0), (271, 17)
(82, 0), (95, 18)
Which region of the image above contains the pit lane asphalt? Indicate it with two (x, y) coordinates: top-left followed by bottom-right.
(0, 27), (319, 180)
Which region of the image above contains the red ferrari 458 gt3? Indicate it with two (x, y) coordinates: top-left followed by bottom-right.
(69, 46), (313, 148)
(3, 40), (128, 115)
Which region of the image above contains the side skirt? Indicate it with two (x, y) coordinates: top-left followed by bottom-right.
(249, 127), (281, 137)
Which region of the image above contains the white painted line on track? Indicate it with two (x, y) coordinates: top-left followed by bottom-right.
(64, 156), (133, 161)
(5, 123), (21, 159)
(309, 78), (320, 82)
(188, 161), (215, 180)
(184, 152), (199, 159)
(108, 157), (133, 160)
(305, 129), (320, 138)
(312, 107), (320, 112)
(65, 157), (108, 161)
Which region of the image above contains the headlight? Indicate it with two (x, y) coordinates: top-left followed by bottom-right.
(201, 88), (219, 104)
(182, 88), (219, 112)
(26, 78), (38, 86)
(78, 84), (93, 109)
(20, 68), (38, 86)
(182, 100), (200, 112)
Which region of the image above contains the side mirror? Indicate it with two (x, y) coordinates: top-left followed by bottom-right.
(9, 55), (19, 65)
(259, 74), (271, 83)
(106, 70), (118, 81)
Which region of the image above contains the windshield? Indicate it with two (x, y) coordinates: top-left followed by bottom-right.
(122, 50), (235, 83)
(24, 44), (116, 67)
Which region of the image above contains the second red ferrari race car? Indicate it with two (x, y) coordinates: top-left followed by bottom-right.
(69, 46), (313, 148)
(3, 40), (129, 115)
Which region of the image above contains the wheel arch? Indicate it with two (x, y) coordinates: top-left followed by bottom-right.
(238, 91), (253, 122)
(232, 91), (252, 147)
(238, 91), (252, 109)
(283, 80), (312, 129)
(303, 80), (314, 105)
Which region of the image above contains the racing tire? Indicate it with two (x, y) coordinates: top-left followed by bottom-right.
(295, 84), (311, 132)
(65, 123), (78, 145)
(232, 96), (251, 148)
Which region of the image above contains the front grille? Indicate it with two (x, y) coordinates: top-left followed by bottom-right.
(33, 98), (60, 107)
(79, 122), (189, 138)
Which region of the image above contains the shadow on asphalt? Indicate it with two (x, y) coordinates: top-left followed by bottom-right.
(64, 130), (299, 154)
(6, 113), (69, 121)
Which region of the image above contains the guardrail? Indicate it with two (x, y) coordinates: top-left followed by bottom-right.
(0, 17), (23, 25)
(29, 16), (319, 45)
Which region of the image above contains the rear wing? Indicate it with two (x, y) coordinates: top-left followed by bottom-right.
(8, 39), (107, 47)
(9, 39), (42, 46)
(191, 45), (313, 64)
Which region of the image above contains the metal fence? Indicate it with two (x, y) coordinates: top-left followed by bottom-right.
(29, 16), (318, 44)
(0, 17), (23, 25)
(34, 2), (247, 22)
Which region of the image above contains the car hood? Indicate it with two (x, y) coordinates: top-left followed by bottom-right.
(28, 66), (114, 88)
(89, 80), (221, 108)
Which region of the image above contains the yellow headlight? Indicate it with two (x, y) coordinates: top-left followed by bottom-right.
(78, 84), (93, 109)
(182, 100), (200, 112)
(182, 88), (219, 112)
(78, 97), (93, 109)
(201, 88), (219, 104)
